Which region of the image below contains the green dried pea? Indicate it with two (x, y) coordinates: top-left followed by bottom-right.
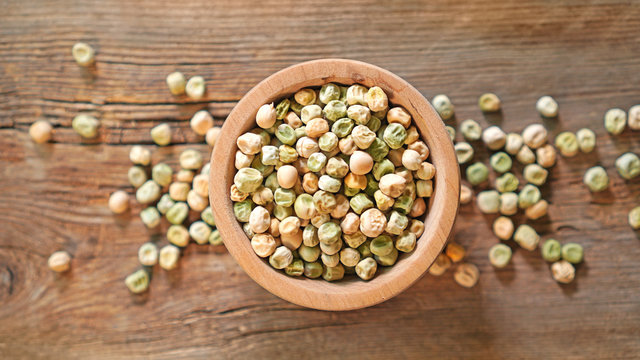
(233, 200), (254, 223)
(201, 206), (216, 226)
(209, 229), (223, 246)
(604, 108), (626, 135)
(279, 145), (298, 163)
(307, 152), (327, 172)
(128, 166), (148, 188)
(275, 99), (290, 120)
(152, 163), (173, 187)
(331, 118), (355, 138)
(269, 246), (293, 269)
(301, 104), (322, 124)
(395, 231), (416, 253)
(322, 264), (345, 281)
(72, 114), (100, 138)
(466, 162), (489, 186)
(367, 116), (382, 133)
(303, 261), (323, 278)
(273, 205), (292, 221)
(355, 257), (377, 280)
(323, 100), (347, 121)
(490, 152), (512, 173)
(460, 119), (482, 141)
(157, 194), (175, 215)
(455, 142), (474, 164)
(125, 269), (149, 294)
(561, 243), (583, 264)
(284, 259), (304, 276)
(583, 166), (609, 192)
(541, 239), (562, 262)
(432, 94), (454, 120)
(350, 193), (374, 214)
(319, 83), (341, 104)
(370, 235), (394, 256)
(383, 123), (407, 150)
(136, 180), (161, 204)
(513, 224), (540, 251)
(317, 221), (342, 245)
(445, 126), (456, 142)
(555, 131), (579, 157)
(140, 207), (161, 228)
(488, 243), (512, 268)
(167, 202), (189, 224)
(167, 224), (190, 247)
(386, 211), (409, 235)
(373, 159), (395, 181)
(234, 167), (263, 193)
(375, 247), (398, 266)
(523, 164), (549, 186)
(495, 172), (519, 193)
(274, 188), (296, 207)
(151, 123), (171, 146)
(477, 190), (500, 214)
(318, 132), (339, 152)
(518, 184), (541, 209)
(367, 138), (390, 162)
(576, 128), (596, 153)
(615, 153), (640, 180)
(478, 93), (501, 112)
(275, 123), (296, 145)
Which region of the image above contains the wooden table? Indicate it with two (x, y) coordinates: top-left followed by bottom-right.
(2, 0), (639, 358)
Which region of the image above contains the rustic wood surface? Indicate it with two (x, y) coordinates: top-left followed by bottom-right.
(1, 0), (640, 358)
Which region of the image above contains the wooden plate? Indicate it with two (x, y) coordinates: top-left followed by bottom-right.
(210, 59), (459, 311)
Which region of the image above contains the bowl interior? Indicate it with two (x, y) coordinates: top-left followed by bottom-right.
(210, 59), (459, 311)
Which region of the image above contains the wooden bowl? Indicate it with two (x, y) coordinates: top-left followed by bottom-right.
(210, 59), (459, 311)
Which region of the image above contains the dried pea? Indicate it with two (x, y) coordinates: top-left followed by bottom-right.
(166, 72), (186, 96)
(488, 243), (512, 268)
(355, 257), (377, 280)
(604, 108), (626, 135)
(136, 180), (161, 204)
(522, 124), (547, 149)
(138, 242), (158, 266)
(615, 153), (640, 180)
(109, 190), (130, 214)
(536, 145), (557, 168)
(71, 42), (95, 66)
(478, 93), (501, 112)
(167, 224), (190, 247)
(499, 192), (518, 216)
(375, 247), (398, 266)
(460, 119), (482, 141)
(551, 260), (575, 284)
(383, 123), (408, 150)
(505, 133), (524, 155)
(514, 224), (539, 251)
(323, 100), (347, 121)
(151, 123), (171, 146)
(269, 246), (293, 269)
(428, 253), (451, 276)
(152, 163), (173, 187)
(561, 243), (583, 264)
(453, 263), (479, 288)
(455, 142), (474, 164)
(48, 251), (71, 273)
(523, 164), (548, 186)
(541, 239), (562, 262)
(72, 114), (100, 139)
(525, 199), (548, 220)
(125, 269), (149, 294)
(495, 172), (519, 193)
(555, 131), (579, 157)
(583, 166), (609, 192)
(159, 245), (180, 270)
(477, 190), (500, 214)
(432, 94), (454, 120)
(466, 162), (489, 186)
(180, 149), (203, 170)
(140, 207), (161, 228)
(518, 184), (541, 209)
(576, 128), (596, 153)
(482, 126), (506, 150)
(628, 206), (640, 229)
(490, 152), (512, 173)
(185, 76), (206, 100)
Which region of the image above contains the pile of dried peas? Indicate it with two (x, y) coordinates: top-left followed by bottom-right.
(33, 42), (640, 291)
(231, 84), (434, 281)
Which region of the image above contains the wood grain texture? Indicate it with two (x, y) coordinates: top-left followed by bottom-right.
(1, 0), (640, 358)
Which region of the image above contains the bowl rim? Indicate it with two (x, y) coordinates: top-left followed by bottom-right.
(210, 58), (459, 311)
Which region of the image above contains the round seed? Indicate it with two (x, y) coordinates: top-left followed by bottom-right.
(536, 96), (558, 117)
(71, 42), (95, 66)
(493, 216), (514, 240)
(159, 245), (181, 270)
(555, 131), (579, 157)
(29, 120), (53, 143)
(541, 239), (562, 262)
(522, 124), (547, 149)
(48, 251), (71, 272)
(129, 145), (151, 166)
(551, 260), (575, 284)
(454, 142), (474, 164)
(604, 108), (626, 135)
(453, 263), (479, 288)
(108, 190), (129, 214)
(488, 243), (512, 268)
(561, 243), (583, 264)
(615, 153), (640, 180)
(125, 269), (149, 294)
(190, 110), (214, 136)
(166, 72), (186, 95)
(482, 126), (506, 150)
(576, 128), (596, 153)
(72, 114), (100, 139)
(460, 119), (482, 141)
(583, 166), (609, 192)
(185, 76), (206, 100)
(138, 242), (158, 266)
(490, 152), (512, 173)
(629, 206), (640, 229)
(151, 123), (171, 146)
(432, 94), (454, 120)
(478, 93), (501, 112)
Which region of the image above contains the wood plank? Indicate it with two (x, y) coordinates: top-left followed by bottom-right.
(1, 0), (640, 358)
